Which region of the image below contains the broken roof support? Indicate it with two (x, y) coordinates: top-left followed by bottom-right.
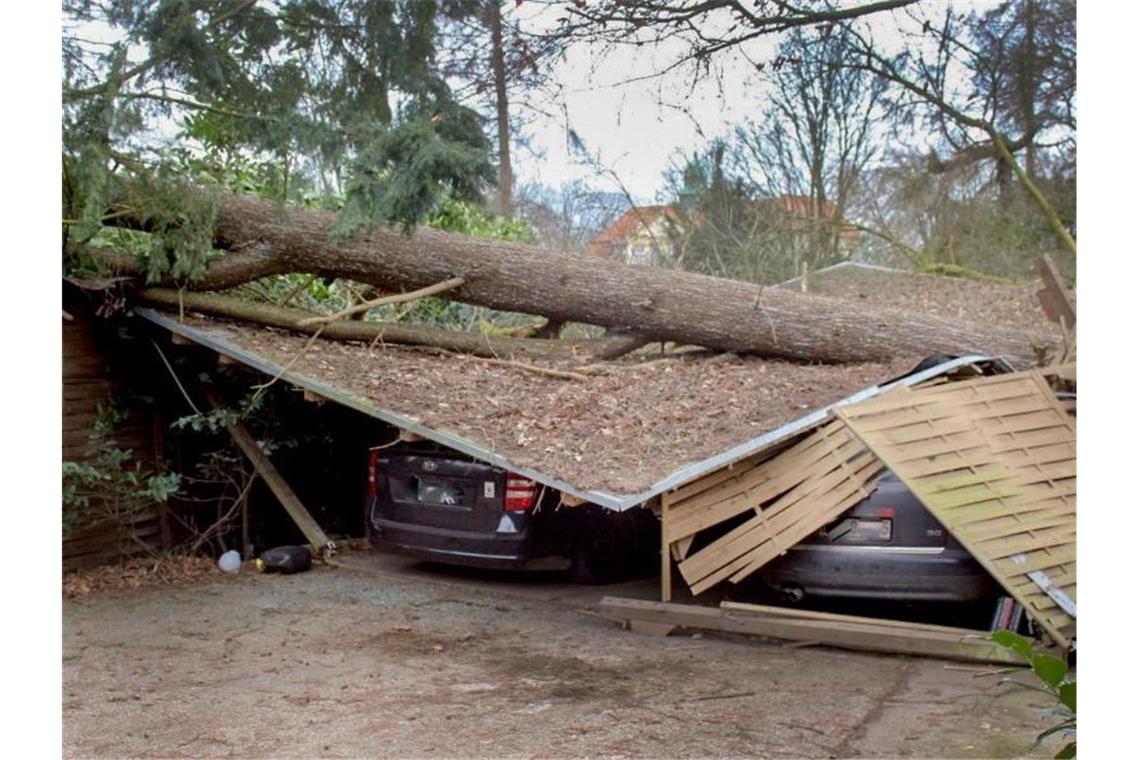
(205, 387), (335, 555)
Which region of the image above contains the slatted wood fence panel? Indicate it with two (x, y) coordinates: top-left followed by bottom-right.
(837, 370), (1075, 648)
(63, 311), (162, 569)
(674, 420), (884, 596)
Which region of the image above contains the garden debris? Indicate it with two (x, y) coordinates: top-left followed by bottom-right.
(63, 555), (220, 599)
(141, 310), (921, 497)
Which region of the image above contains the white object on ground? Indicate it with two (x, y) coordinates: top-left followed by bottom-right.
(218, 550), (242, 574)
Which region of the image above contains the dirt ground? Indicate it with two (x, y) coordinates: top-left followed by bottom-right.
(62, 551), (1059, 759)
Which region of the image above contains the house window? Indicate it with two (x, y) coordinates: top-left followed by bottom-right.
(628, 244), (652, 266)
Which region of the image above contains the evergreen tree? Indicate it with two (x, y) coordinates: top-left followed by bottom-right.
(63, 0), (495, 282)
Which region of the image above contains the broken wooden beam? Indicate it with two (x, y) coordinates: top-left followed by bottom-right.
(205, 387), (333, 553)
(1035, 255), (1076, 329)
(599, 597), (1026, 665)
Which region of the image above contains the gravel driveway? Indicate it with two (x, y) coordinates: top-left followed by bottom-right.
(63, 552), (1056, 758)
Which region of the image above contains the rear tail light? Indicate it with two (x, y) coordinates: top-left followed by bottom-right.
(368, 449), (380, 501)
(504, 474), (537, 511)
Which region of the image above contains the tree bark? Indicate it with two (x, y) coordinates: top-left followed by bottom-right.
(101, 190), (1054, 365)
(488, 0), (513, 217)
(188, 192), (1049, 365)
(136, 288), (647, 361)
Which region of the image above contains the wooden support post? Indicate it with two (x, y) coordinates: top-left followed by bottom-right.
(205, 387), (333, 553)
(660, 491), (674, 602)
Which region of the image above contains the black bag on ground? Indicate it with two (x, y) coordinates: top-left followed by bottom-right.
(255, 545), (312, 574)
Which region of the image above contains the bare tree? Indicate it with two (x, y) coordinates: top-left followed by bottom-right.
(543, 0), (1075, 258)
(729, 25), (885, 269)
(439, 2), (566, 217)
(837, 2), (1075, 256)
(514, 180), (628, 252)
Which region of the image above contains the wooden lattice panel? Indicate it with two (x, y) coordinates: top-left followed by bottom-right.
(837, 370), (1076, 648)
(673, 420), (883, 596)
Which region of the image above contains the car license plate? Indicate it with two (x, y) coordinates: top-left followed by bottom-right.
(829, 518), (892, 543)
(415, 480), (463, 506)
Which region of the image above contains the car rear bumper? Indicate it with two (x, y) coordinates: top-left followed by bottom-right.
(369, 517), (571, 571)
(759, 545), (999, 602)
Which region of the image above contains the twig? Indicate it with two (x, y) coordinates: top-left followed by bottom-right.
(468, 355), (591, 382)
(681, 691), (757, 703)
(251, 326), (327, 399)
(190, 472), (259, 554)
(297, 277), (466, 326)
(152, 341), (202, 415)
(416, 346), (590, 381)
(277, 274), (316, 308)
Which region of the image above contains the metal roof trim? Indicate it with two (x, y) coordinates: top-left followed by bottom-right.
(135, 307), (996, 512)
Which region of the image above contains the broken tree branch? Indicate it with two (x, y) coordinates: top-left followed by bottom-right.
(137, 288), (646, 362)
(297, 276), (466, 326)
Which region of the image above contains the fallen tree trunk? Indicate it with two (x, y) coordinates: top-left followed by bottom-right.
(111, 191), (1053, 364)
(136, 288), (647, 361)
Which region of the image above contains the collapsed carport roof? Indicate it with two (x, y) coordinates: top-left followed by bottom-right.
(136, 307), (1005, 511)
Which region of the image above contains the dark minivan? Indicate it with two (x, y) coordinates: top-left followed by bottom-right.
(757, 472), (998, 602)
(367, 443), (656, 582)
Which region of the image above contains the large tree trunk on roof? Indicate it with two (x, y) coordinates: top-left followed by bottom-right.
(109, 191), (1051, 365)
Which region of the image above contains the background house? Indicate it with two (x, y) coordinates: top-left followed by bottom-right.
(587, 195), (861, 276)
(585, 205), (688, 265)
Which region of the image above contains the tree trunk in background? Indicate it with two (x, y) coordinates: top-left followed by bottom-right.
(147, 191), (1051, 366)
(488, 1), (513, 217)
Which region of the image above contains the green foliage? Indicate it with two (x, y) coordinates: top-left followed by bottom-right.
(334, 115), (494, 237)
(427, 196), (534, 243)
(63, 0), (497, 282)
(989, 630), (1076, 758)
(63, 403), (182, 539)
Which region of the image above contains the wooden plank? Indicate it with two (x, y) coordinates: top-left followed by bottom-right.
(660, 489), (673, 602)
(600, 597), (1026, 665)
(1035, 255), (1076, 328)
(719, 601), (993, 637)
(837, 370), (1076, 650)
(670, 535), (694, 562)
(205, 388), (333, 552)
(666, 435), (863, 542)
(678, 444), (869, 580)
(666, 449), (770, 505)
(682, 456), (881, 594)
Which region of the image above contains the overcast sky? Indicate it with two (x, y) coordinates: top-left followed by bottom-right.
(504, 2), (982, 205)
(507, 6), (781, 205)
(69, 1), (985, 207)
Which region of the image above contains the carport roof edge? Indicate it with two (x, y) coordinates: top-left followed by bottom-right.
(136, 307), (1002, 511)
